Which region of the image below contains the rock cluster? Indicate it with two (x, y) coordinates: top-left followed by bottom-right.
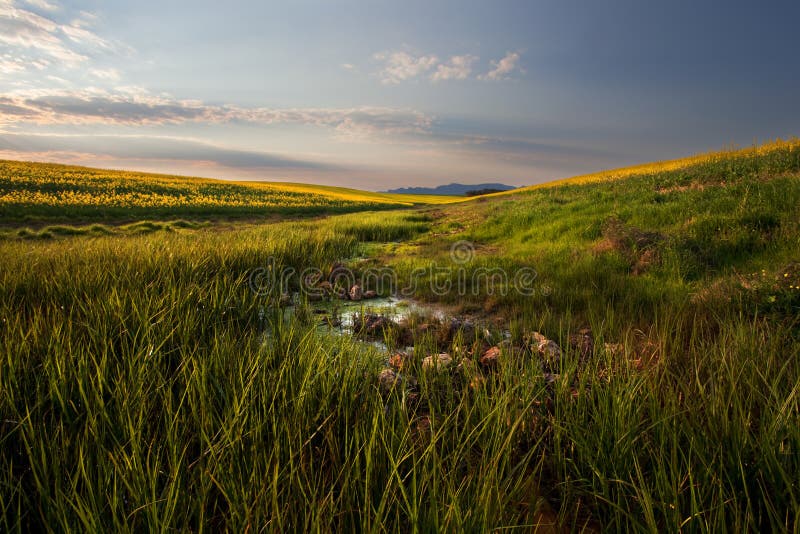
(353, 313), (393, 337)
(421, 352), (453, 370)
(479, 346), (501, 368)
(292, 262), (384, 302)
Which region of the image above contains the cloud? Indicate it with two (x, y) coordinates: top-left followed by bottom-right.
(0, 2), (86, 64)
(371, 49), (522, 83)
(88, 67), (120, 81)
(0, 132), (341, 172)
(70, 10), (98, 28)
(431, 54), (478, 82)
(0, 96), (39, 116)
(22, 0), (57, 11)
(0, 0), (120, 77)
(60, 23), (112, 50)
(0, 54), (28, 73)
(481, 51), (522, 80)
(373, 50), (439, 84)
(0, 88), (434, 139)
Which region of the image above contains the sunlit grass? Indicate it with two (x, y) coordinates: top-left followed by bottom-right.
(485, 137), (800, 197)
(1, 139), (799, 530)
(0, 160), (457, 224)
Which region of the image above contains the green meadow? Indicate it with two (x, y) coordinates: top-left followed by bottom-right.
(1, 140), (799, 531)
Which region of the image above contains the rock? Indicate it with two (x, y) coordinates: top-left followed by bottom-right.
(422, 353), (453, 371)
(278, 293), (292, 307)
(334, 287), (348, 300)
(354, 313), (392, 337)
(529, 332), (562, 368)
(568, 328), (594, 363)
(318, 281), (333, 293)
(448, 318), (476, 340)
(349, 285), (363, 301)
(304, 272), (322, 287)
(388, 352), (411, 371)
(527, 331), (548, 346)
(378, 368), (399, 393)
(368, 315), (388, 331)
(363, 290), (378, 299)
(537, 340), (562, 361)
(480, 346), (501, 368)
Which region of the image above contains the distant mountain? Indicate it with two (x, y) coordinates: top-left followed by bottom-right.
(384, 183), (515, 196)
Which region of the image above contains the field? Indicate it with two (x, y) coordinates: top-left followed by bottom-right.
(0, 160), (458, 226)
(1, 140), (799, 531)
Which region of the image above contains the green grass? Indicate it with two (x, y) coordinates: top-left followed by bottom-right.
(0, 220), (210, 240)
(1, 141), (799, 531)
(384, 140), (800, 331)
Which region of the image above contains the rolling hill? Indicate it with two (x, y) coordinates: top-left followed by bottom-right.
(0, 160), (461, 225)
(384, 182), (515, 195)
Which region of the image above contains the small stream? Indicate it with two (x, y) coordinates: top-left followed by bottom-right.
(321, 297), (445, 329)
(277, 295), (453, 351)
(317, 297), (445, 349)
(270, 292), (508, 355)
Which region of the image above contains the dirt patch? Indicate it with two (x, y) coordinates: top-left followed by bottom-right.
(595, 217), (665, 275)
(655, 181), (726, 194)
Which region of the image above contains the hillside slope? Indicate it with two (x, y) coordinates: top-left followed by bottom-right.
(0, 160), (459, 224)
(383, 138), (800, 326)
(482, 138), (800, 198)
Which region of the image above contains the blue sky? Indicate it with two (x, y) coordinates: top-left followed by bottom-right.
(1, 0), (798, 189)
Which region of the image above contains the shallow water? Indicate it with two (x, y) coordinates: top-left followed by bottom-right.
(327, 297), (443, 327)
(270, 294), (504, 355)
(316, 296), (442, 348)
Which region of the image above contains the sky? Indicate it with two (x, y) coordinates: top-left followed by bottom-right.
(0, 0), (799, 190)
